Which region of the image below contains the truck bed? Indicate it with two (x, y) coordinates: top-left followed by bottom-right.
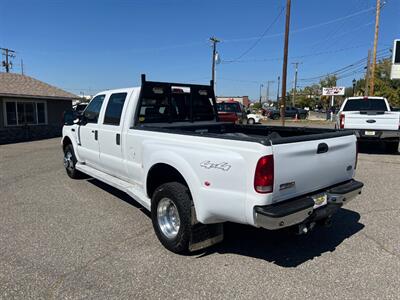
(139, 122), (354, 145)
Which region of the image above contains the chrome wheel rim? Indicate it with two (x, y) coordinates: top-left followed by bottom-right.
(157, 198), (180, 239)
(63, 151), (74, 171)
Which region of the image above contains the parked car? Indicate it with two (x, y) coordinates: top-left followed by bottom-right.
(336, 96), (400, 152)
(217, 111), (238, 123)
(62, 75), (363, 253)
(73, 103), (88, 115)
(216, 101), (247, 124)
(246, 113), (261, 124)
(268, 106), (308, 120)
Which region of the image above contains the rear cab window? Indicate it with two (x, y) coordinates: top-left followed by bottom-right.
(137, 85), (216, 124)
(343, 98), (388, 112)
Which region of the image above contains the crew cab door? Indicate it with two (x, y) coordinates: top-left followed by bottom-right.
(98, 92), (129, 178)
(77, 94), (106, 166)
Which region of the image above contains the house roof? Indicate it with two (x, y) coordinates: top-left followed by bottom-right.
(0, 72), (77, 100)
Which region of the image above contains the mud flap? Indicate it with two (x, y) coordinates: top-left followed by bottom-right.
(188, 206), (224, 252)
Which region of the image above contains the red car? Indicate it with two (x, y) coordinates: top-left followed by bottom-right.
(216, 101), (246, 123)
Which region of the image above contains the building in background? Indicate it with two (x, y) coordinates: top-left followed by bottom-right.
(0, 73), (77, 144)
(217, 96), (250, 107)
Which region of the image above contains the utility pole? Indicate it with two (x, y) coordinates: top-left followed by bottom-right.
(21, 59), (24, 75)
(259, 83), (264, 105)
(370, 0), (381, 95)
(1, 47), (16, 73)
(291, 62), (301, 107)
(266, 80), (275, 104)
(365, 49), (371, 96)
(277, 76), (280, 102)
(280, 0), (291, 126)
(210, 37), (220, 93)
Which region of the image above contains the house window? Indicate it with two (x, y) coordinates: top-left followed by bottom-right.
(4, 100), (47, 126)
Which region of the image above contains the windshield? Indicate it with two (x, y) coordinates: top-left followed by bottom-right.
(343, 98), (388, 111)
(217, 102), (241, 113)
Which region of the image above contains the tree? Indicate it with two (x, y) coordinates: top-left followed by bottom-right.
(373, 59), (400, 107)
(319, 75), (337, 88)
(353, 59), (400, 107)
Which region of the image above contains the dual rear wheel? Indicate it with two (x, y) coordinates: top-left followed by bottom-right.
(151, 182), (193, 253)
(63, 144), (216, 254)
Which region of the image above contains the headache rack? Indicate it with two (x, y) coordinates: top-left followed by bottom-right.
(135, 74), (220, 124)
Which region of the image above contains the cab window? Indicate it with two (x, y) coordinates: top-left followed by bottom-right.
(84, 95), (106, 123)
(103, 93), (127, 125)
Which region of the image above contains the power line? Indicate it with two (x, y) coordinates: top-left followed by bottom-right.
(222, 6), (375, 44)
(226, 6), (285, 62)
(223, 43), (373, 64)
(309, 0), (375, 50)
(298, 48), (390, 82)
(1, 47), (16, 73)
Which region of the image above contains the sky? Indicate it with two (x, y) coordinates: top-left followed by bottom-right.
(1, 0), (399, 100)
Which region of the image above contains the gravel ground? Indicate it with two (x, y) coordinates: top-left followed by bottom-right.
(0, 138), (399, 299)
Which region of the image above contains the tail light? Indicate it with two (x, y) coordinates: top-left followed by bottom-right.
(254, 155), (274, 193)
(339, 113), (345, 129)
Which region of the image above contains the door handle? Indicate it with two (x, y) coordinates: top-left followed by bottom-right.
(91, 130), (98, 140)
(116, 133), (121, 145)
(317, 143), (329, 154)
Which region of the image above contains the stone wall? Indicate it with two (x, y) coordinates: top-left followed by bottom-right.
(0, 124), (62, 145)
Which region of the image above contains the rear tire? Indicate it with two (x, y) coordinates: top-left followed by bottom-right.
(63, 144), (84, 179)
(386, 141), (399, 153)
(151, 182), (192, 253)
(299, 113), (307, 120)
(272, 114), (280, 120)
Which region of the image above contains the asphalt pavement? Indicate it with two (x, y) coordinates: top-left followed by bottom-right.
(0, 138), (399, 299)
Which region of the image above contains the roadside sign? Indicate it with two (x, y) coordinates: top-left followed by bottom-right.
(322, 87), (345, 96)
(390, 39), (400, 80)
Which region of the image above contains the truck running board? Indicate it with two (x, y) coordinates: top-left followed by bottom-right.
(75, 163), (151, 210)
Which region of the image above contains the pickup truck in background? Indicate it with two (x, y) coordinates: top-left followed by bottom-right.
(336, 97), (400, 152)
(268, 106), (308, 120)
(62, 75), (363, 253)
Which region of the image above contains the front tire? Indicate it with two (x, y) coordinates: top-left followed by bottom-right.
(63, 144), (83, 179)
(151, 182), (192, 253)
(272, 114), (280, 120)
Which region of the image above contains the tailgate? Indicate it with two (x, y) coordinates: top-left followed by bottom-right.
(271, 134), (356, 203)
(344, 111), (399, 130)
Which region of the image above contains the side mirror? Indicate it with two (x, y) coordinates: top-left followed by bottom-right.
(63, 110), (76, 126)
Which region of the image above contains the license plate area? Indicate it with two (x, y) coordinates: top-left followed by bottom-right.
(364, 130), (375, 136)
(312, 193), (328, 209)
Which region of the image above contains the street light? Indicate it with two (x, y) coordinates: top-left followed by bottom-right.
(352, 79), (356, 96)
(259, 84), (264, 105)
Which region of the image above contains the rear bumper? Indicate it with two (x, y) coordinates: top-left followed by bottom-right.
(352, 129), (400, 140)
(254, 180), (363, 230)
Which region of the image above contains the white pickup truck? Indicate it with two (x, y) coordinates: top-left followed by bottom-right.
(336, 97), (400, 152)
(62, 75), (363, 253)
